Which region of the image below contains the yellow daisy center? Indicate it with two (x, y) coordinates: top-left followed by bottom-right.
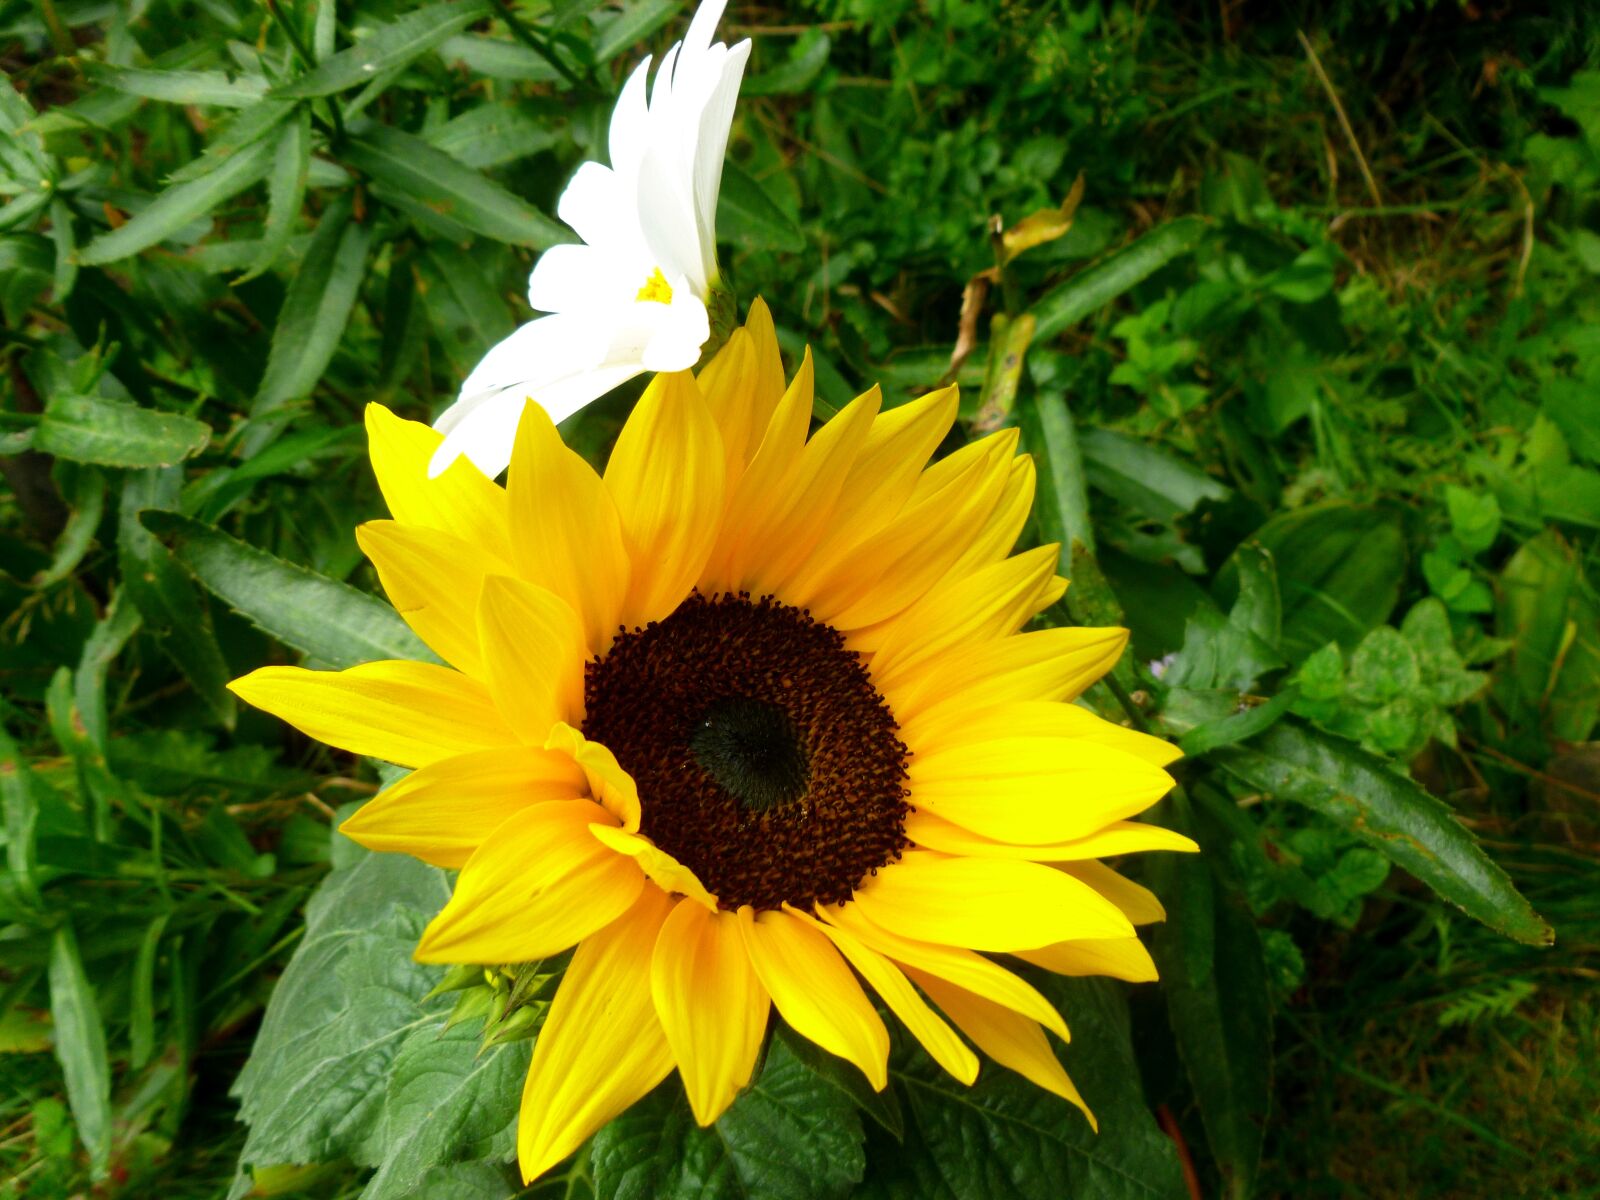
(581, 591), (911, 911)
(635, 267), (674, 305)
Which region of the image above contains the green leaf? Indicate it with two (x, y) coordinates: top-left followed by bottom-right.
(1265, 245), (1336, 304)
(343, 124), (566, 248)
(1149, 796), (1271, 1200)
(0, 719), (41, 906)
(1032, 217), (1209, 341)
(417, 243), (516, 378)
(234, 847), (490, 1166)
(84, 63), (268, 108)
(360, 1021), (529, 1198)
(34, 393), (210, 468)
(1230, 501), (1406, 662)
(32, 466), (105, 587)
(591, 1034), (865, 1200)
(1079, 428), (1230, 523)
(239, 107), (311, 281)
(427, 103), (562, 170)
(1494, 528), (1600, 743)
(48, 923), (112, 1180)
(119, 469), (236, 724)
(718, 159), (805, 253)
(744, 30), (832, 96)
(140, 510), (430, 668)
(861, 978), (1186, 1200)
(1213, 720), (1553, 945)
(272, 0), (492, 98)
(775, 1023), (904, 1142)
(1176, 687), (1297, 756)
(77, 131), (277, 265)
(1019, 391), (1095, 556)
(591, 0), (681, 64)
(1444, 485), (1500, 556)
(244, 198), (374, 449)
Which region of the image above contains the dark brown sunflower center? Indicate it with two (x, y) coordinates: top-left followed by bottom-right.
(582, 592), (910, 911)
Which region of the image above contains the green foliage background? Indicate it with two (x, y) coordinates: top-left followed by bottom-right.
(3, 0), (1599, 1196)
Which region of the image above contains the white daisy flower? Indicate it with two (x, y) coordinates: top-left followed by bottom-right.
(430, 0), (751, 478)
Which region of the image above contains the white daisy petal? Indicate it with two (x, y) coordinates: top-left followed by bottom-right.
(436, 0), (748, 469)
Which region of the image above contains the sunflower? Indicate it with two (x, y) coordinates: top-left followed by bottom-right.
(230, 299), (1190, 1183)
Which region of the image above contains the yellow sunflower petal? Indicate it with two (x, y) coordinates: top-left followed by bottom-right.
(883, 626), (1129, 723)
(904, 737), (1175, 845)
(899, 699), (1182, 769)
(543, 723), (641, 831)
(1015, 937), (1159, 983)
(942, 452), (1036, 579)
(589, 825), (718, 911)
(229, 661), (512, 768)
(820, 903), (1068, 1041)
(739, 296), (788, 426)
(415, 799), (643, 963)
(908, 969), (1095, 1129)
(518, 888), (676, 1183)
(338, 746), (587, 867)
(364, 404), (512, 562)
(718, 379), (882, 597)
(815, 433), (1017, 635)
(794, 907), (978, 1084)
(736, 908), (889, 1090)
(787, 385), (961, 608)
(1059, 861), (1167, 924)
(903, 810), (1199, 861)
(846, 850), (1132, 951)
(604, 371), (726, 628)
(869, 544), (1061, 691)
(697, 329), (764, 482)
(356, 522), (496, 679)
(506, 400), (631, 651)
(477, 575), (587, 743)
(650, 902), (771, 1126)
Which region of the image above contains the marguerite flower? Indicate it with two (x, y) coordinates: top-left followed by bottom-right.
(230, 299), (1192, 1182)
(430, 0), (751, 479)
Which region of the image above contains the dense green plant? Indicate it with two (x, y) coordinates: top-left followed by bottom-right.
(3, 1), (1598, 1197)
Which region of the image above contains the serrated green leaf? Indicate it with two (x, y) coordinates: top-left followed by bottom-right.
(591, 1035), (865, 1200)
(119, 469), (236, 725)
(34, 393), (210, 467)
(718, 159), (805, 253)
(427, 103), (562, 170)
(272, 0), (492, 98)
(343, 124), (565, 248)
(1213, 720), (1552, 945)
(77, 131), (276, 264)
(360, 1022), (528, 1199)
(49, 923), (112, 1180)
(140, 510), (430, 667)
(32, 465), (104, 587)
(244, 198), (374, 449)
(233, 849), (452, 1164)
(775, 1023), (904, 1142)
